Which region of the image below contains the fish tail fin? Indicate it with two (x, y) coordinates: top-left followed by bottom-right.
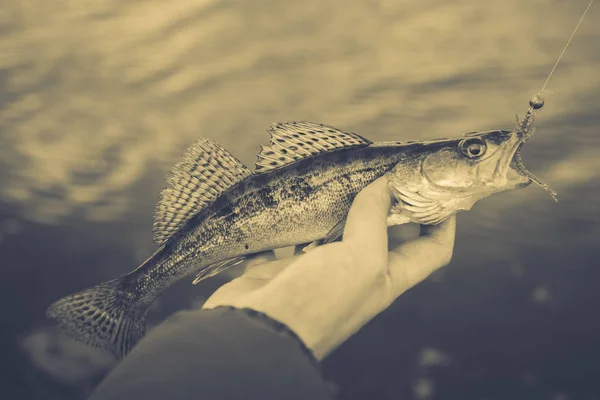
(46, 277), (147, 358)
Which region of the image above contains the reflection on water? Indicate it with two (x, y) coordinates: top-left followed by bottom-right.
(1, 0), (599, 224)
(1, 0), (599, 399)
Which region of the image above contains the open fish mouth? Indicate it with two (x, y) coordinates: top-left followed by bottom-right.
(507, 143), (531, 185)
(503, 94), (558, 201)
(507, 137), (558, 201)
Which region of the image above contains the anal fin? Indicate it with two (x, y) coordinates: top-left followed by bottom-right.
(192, 256), (248, 285)
(386, 202), (411, 226)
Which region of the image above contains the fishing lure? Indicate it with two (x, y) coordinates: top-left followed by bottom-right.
(511, 0), (594, 202)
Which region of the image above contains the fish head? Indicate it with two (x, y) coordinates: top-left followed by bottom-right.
(386, 129), (533, 224)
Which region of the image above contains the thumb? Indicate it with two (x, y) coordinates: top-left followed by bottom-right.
(387, 215), (456, 298)
(342, 176), (393, 268)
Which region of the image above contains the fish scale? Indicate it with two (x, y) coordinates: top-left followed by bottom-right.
(47, 120), (544, 358)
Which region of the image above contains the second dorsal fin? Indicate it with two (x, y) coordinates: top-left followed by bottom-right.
(254, 121), (372, 174)
(152, 138), (252, 246)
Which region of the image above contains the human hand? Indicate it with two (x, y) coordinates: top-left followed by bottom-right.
(202, 176), (456, 361)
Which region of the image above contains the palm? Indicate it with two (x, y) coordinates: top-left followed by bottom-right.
(203, 221), (454, 310)
(201, 177), (456, 360)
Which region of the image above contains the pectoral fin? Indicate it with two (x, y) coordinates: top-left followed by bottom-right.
(387, 202), (411, 226)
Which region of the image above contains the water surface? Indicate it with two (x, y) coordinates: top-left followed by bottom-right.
(1, 1), (599, 399)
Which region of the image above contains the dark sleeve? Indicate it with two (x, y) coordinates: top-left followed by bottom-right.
(88, 307), (336, 400)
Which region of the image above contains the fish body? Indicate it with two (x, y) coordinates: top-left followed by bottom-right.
(47, 120), (542, 358)
(134, 143), (409, 302)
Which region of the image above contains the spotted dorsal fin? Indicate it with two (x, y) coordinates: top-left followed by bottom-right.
(153, 138), (252, 246)
(254, 121), (372, 174)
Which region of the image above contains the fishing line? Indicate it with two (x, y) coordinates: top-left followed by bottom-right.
(513, 0), (593, 202)
(539, 0), (594, 94)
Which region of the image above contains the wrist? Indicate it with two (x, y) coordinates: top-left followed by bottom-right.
(235, 307), (320, 364)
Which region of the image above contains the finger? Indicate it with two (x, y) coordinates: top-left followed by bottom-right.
(342, 176), (393, 267)
(241, 254), (302, 281)
(388, 224), (420, 249)
(387, 215), (456, 296)
(419, 214), (456, 246)
(204, 254), (292, 309)
(237, 250), (277, 276)
(243, 250), (276, 269)
(204, 251), (303, 310)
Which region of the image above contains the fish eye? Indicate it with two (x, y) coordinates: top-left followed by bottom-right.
(458, 138), (487, 159)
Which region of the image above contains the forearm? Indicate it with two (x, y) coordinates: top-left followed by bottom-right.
(88, 307), (335, 400)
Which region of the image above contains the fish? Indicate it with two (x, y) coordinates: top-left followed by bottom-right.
(46, 106), (554, 358)
(45, 0), (597, 359)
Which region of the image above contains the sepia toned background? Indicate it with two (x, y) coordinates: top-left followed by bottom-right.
(1, 0), (599, 399)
